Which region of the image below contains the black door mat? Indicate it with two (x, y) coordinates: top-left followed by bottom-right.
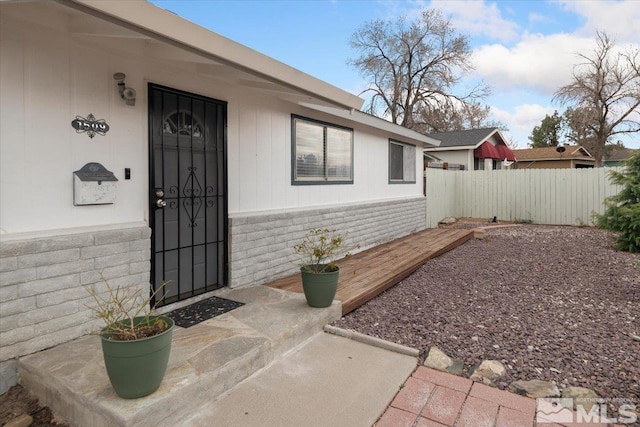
(166, 296), (244, 328)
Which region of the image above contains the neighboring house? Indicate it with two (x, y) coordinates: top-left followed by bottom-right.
(512, 146), (595, 169)
(602, 147), (639, 167)
(423, 128), (516, 171)
(0, 0), (438, 392)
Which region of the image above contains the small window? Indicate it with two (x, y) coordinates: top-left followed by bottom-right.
(292, 116), (353, 184)
(163, 111), (203, 137)
(389, 140), (416, 184)
(474, 158), (485, 170)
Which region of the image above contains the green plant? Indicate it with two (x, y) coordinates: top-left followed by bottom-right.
(593, 153), (640, 253)
(293, 228), (355, 274)
(575, 218), (590, 228)
(85, 274), (170, 341)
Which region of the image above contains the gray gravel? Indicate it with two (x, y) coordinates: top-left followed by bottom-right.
(333, 225), (639, 405)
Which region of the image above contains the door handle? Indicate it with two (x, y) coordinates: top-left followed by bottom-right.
(156, 199), (167, 208)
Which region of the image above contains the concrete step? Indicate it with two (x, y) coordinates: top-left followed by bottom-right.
(18, 286), (341, 427)
(180, 331), (418, 427)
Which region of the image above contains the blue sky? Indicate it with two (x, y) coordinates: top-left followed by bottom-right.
(151, 0), (639, 149)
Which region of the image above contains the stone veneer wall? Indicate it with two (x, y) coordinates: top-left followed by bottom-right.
(0, 226), (151, 393)
(229, 196), (426, 288)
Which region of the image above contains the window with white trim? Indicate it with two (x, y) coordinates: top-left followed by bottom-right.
(389, 140), (416, 183)
(292, 115), (353, 184)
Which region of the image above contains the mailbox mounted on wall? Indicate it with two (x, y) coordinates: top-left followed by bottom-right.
(73, 162), (118, 205)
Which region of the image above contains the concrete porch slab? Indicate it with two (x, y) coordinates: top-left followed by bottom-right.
(18, 286), (341, 427)
(182, 332), (418, 427)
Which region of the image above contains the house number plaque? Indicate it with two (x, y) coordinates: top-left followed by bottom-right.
(71, 113), (110, 139)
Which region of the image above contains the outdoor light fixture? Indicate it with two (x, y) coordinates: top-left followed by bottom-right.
(113, 72), (136, 106)
(556, 144), (566, 153)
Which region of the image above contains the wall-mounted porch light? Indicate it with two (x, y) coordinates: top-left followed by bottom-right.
(113, 72), (136, 106)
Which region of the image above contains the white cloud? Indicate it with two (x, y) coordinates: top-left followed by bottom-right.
(556, 0), (640, 43)
(430, 0), (520, 42)
(472, 33), (595, 94)
(492, 104), (555, 147)
(493, 104), (554, 131)
(527, 12), (548, 25)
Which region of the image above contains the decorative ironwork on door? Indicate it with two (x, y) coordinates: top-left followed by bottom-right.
(170, 166), (214, 228)
(149, 84), (227, 306)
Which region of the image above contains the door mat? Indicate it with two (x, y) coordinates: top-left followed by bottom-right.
(166, 296), (244, 328)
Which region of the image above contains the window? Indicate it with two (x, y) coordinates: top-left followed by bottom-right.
(292, 115), (353, 184)
(389, 140), (416, 184)
(474, 158), (485, 170)
(163, 111), (203, 137)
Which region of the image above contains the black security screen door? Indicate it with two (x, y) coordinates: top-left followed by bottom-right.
(149, 84), (227, 307)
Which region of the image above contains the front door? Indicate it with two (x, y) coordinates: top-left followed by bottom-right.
(149, 84), (227, 306)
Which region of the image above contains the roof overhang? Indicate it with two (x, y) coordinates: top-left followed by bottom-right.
(423, 152), (443, 162)
(301, 104), (440, 148)
(43, 0), (364, 111)
(424, 145), (474, 152)
(424, 128), (508, 151)
(516, 157), (596, 162)
(3, 0), (439, 145)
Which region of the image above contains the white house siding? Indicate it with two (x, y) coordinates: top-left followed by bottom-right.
(228, 99), (424, 214)
(427, 150), (472, 170)
(426, 134), (509, 171)
(1, 10), (424, 236)
(0, 6), (427, 392)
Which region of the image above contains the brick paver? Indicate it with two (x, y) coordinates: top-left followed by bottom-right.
(375, 368), (543, 427)
(413, 367), (473, 393)
(421, 386), (467, 425)
(375, 406), (417, 427)
(416, 417), (449, 427)
(496, 406), (535, 427)
(470, 382), (536, 418)
(390, 377), (436, 414)
(456, 395), (500, 427)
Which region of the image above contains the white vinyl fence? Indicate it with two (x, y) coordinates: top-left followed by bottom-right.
(425, 167), (624, 228)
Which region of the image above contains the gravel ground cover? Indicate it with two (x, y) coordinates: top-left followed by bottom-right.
(333, 224), (639, 406)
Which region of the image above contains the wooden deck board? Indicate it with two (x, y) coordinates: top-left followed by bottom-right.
(266, 228), (474, 315)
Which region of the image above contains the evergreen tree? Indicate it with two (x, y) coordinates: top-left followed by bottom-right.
(528, 111), (564, 148)
(594, 152), (640, 252)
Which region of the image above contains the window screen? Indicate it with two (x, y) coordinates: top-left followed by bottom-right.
(389, 140), (416, 183)
(293, 116), (353, 184)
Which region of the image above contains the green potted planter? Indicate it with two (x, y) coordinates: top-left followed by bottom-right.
(300, 264), (340, 308)
(101, 315), (174, 398)
(294, 228), (357, 308)
(85, 275), (174, 399)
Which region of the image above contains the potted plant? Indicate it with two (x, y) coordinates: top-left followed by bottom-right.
(85, 276), (174, 399)
(293, 228), (354, 308)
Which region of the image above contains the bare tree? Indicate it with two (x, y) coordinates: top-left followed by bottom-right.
(553, 32), (640, 166)
(349, 9), (491, 133)
(416, 101), (504, 133)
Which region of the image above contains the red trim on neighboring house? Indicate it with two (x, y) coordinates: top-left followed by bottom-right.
(474, 141), (501, 159)
(495, 144), (515, 161)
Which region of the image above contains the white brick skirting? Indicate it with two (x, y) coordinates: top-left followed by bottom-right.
(229, 197), (426, 288)
(0, 226), (151, 393)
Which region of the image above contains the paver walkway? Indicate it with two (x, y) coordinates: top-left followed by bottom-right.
(376, 367), (536, 427)
(375, 366), (615, 427)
